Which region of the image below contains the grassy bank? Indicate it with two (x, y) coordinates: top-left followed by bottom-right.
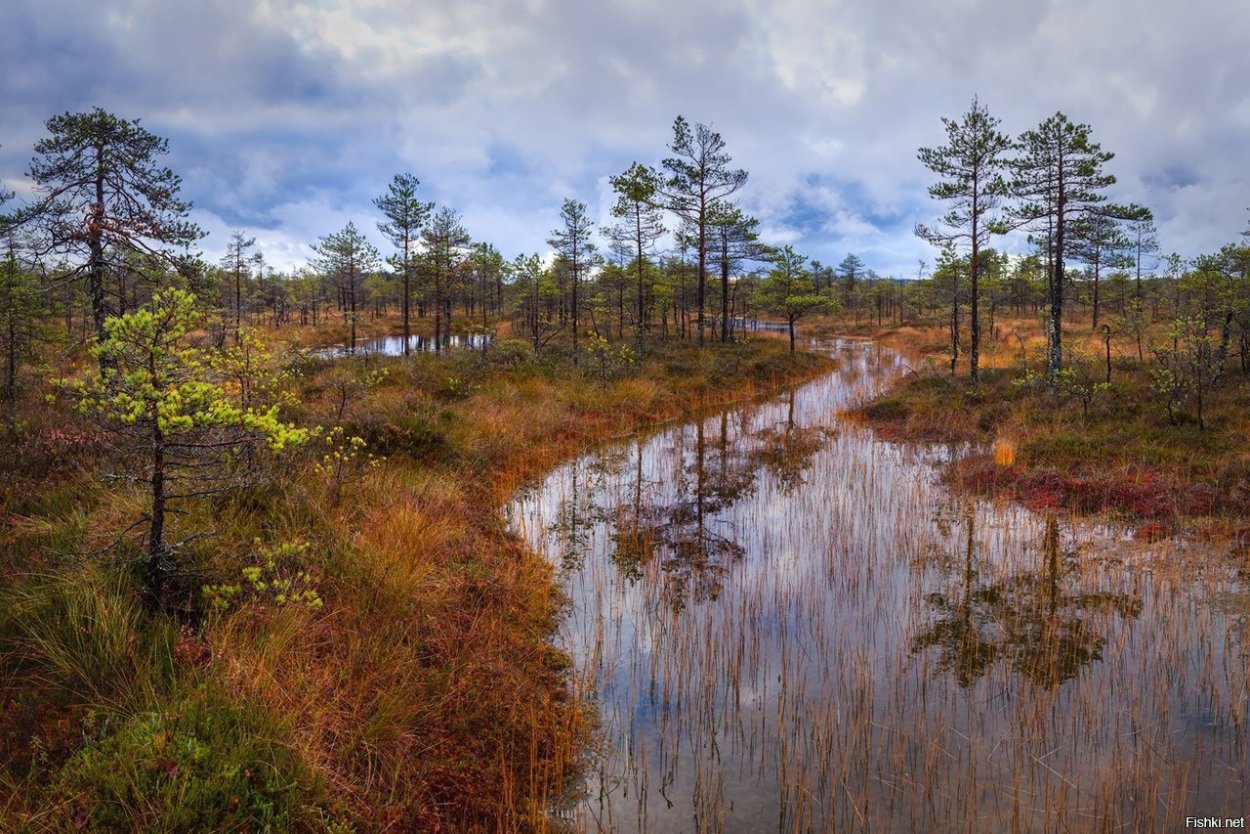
(0, 330), (829, 832)
(847, 317), (1250, 534)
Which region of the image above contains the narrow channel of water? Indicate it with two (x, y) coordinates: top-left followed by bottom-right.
(508, 339), (1248, 833)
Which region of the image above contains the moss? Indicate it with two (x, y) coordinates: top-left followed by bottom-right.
(44, 687), (334, 833)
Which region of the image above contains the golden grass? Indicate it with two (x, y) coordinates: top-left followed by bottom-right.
(993, 436), (1017, 467)
(0, 331), (831, 832)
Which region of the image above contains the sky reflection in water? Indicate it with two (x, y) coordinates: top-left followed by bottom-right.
(509, 340), (1248, 833)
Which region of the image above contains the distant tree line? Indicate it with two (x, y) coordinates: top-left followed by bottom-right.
(0, 109), (904, 376)
(0, 104), (1245, 605)
(2, 106), (1247, 412)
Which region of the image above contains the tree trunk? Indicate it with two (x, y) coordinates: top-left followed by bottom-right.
(1049, 174), (1066, 378)
(1092, 264), (1101, 328)
(90, 144), (110, 357)
(697, 206), (707, 347)
(348, 269), (357, 354)
(402, 253), (411, 357)
(434, 270), (443, 353)
(950, 266), (959, 376)
(720, 246), (730, 344)
(969, 191), (980, 385)
(636, 212), (647, 351)
(571, 259), (579, 364)
(1102, 325), (1112, 383)
(444, 297), (453, 351)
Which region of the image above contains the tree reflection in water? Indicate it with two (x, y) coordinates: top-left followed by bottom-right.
(513, 342), (1248, 833)
(913, 511), (1143, 688)
(611, 394), (833, 608)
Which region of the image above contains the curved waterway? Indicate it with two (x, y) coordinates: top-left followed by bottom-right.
(507, 339), (1248, 833)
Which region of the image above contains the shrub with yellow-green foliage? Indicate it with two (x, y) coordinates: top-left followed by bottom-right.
(70, 289), (307, 610)
(202, 540), (324, 613)
(3, 320), (829, 833)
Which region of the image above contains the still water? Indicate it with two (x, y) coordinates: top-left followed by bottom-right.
(508, 340), (1248, 833)
(318, 332), (492, 357)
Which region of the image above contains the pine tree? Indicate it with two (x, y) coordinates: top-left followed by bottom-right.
(608, 163), (666, 348)
(548, 199), (597, 362)
(916, 97), (1011, 384)
(707, 201), (767, 342)
(26, 109), (203, 355)
(1007, 113), (1135, 377)
(374, 174), (433, 355)
(74, 289), (306, 610)
(1069, 213), (1133, 328)
(421, 207), (471, 352)
(661, 117), (748, 346)
(220, 231), (261, 343)
(0, 234), (44, 413)
(312, 223), (380, 354)
(757, 246), (836, 352)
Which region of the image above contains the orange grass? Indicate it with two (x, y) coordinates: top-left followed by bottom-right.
(0, 332), (830, 832)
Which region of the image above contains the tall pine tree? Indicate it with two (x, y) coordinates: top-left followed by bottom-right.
(661, 117), (748, 346)
(374, 174), (433, 355)
(1007, 113), (1136, 377)
(916, 97), (1011, 384)
(26, 109), (202, 356)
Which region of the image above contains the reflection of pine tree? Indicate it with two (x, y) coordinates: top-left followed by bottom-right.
(608, 398), (832, 608)
(912, 506), (1000, 687)
(550, 458), (613, 571)
(747, 391), (836, 494)
(613, 419), (752, 608)
(913, 513), (1142, 688)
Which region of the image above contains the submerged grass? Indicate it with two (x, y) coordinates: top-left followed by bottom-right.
(0, 328), (828, 833)
(514, 338), (1249, 833)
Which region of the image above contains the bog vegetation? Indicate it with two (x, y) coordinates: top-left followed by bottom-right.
(850, 100), (1250, 530)
(0, 99), (1246, 832)
(0, 110), (831, 831)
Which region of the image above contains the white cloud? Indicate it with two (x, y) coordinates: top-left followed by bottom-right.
(1, 0), (1246, 278)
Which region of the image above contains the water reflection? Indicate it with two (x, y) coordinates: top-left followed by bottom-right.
(509, 339), (1248, 833)
(319, 332), (492, 357)
(605, 401), (833, 609)
(721, 317), (791, 335)
(913, 511), (1143, 689)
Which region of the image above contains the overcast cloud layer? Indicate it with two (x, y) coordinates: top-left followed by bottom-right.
(1, 0), (1247, 277)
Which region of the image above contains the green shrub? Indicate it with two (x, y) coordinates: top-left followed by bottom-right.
(45, 687), (327, 833)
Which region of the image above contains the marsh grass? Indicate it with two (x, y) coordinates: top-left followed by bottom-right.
(847, 316), (1250, 525)
(0, 330), (825, 832)
(512, 339), (1249, 833)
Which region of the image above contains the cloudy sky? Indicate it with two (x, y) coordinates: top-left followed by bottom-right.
(1, 0), (1246, 277)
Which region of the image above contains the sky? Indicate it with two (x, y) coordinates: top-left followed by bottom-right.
(1, 0), (1247, 278)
